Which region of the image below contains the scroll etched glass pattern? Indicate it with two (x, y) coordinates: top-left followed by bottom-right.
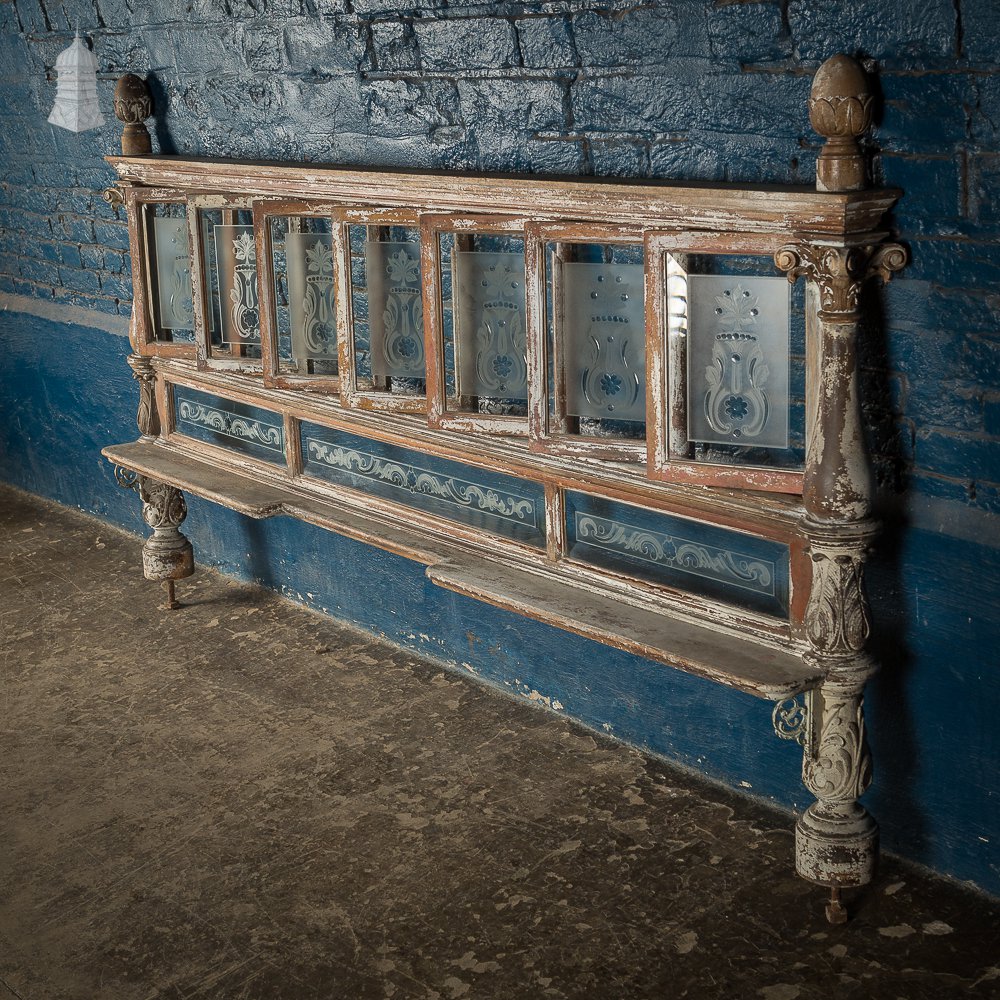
(152, 215), (193, 338)
(285, 231), (337, 365)
(687, 275), (789, 450)
(562, 261), (646, 422)
(366, 240), (424, 380)
(454, 249), (528, 405)
(215, 224), (261, 345)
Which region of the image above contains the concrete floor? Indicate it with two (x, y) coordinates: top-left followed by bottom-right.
(1, 484), (998, 1000)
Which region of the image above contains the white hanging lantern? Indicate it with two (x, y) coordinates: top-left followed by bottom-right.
(48, 32), (105, 133)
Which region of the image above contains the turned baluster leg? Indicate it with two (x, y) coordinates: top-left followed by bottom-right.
(115, 470), (195, 609)
(115, 352), (195, 608)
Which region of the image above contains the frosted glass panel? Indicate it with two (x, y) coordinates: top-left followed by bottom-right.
(214, 224), (260, 345)
(687, 275), (789, 449)
(454, 250), (527, 400)
(286, 231), (337, 362)
(366, 240), (425, 379)
(152, 217), (193, 334)
(562, 261), (645, 421)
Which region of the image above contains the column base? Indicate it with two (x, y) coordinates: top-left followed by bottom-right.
(795, 801), (878, 888)
(142, 535), (194, 583)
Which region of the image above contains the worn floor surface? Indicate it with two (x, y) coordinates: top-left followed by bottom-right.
(1, 484), (998, 1000)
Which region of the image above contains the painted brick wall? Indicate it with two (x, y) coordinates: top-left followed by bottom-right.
(1, 0), (999, 893)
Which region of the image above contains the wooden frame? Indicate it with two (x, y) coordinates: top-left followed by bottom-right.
(254, 198), (342, 395)
(421, 213), (531, 436)
(526, 221), (648, 463)
(188, 193), (259, 374)
(334, 206), (426, 414)
(124, 185), (196, 359)
(644, 230), (805, 494)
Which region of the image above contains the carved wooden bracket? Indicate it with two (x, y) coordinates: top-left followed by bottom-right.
(102, 186), (125, 212)
(127, 353), (160, 439)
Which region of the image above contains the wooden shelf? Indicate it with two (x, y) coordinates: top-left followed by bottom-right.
(101, 440), (455, 565)
(105, 439), (817, 701)
(428, 558), (819, 701)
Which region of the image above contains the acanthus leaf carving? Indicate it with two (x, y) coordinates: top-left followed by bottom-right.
(774, 242), (907, 318)
(805, 549), (870, 656)
(127, 354), (159, 439)
(802, 692), (873, 805)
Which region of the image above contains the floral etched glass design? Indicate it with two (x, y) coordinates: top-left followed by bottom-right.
(564, 490), (790, 618)
(366, 240), (424, 379)
(561, 260), (646, 422)
(454, 250), (528, 404)
(214, 224), (261, 345)
(151, 214), (193, 339)
(686, 275), (789, 450)
(285, 231), (337, 364)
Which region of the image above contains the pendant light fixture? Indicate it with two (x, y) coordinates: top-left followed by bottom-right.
(48, 32), (105, 133)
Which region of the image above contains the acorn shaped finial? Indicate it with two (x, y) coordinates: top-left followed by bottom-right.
(113, 74), (153, 156)
(809, 55), (873, 193)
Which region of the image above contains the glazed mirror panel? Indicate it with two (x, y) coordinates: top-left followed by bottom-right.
(441, 232), (527, 418)
(270, 216), (337, 376)
(198, 207), (261, 362)
(352, 224), (425, 396)
(144, 203), (194, 342)
(668, 252), (804, 470)
(547, 242), (646, 442)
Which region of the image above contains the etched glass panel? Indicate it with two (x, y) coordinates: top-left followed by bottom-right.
(149, 209), (193, 340)
(667, 252), (803, 469)
(351, 224), (425, 396)
(454, 250), (528, 404)
(300, 422), (545, 547)
(562, 260), (645, 422)
(687, 276), (789, 449)
(283, 223), (337, 374)
(367, 240), (424, 380)
(564, 490), (789, 618)
(173, 385), (285, 465)
(215, 223), (261, 346)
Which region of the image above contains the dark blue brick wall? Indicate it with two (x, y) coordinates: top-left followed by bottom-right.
(2, 0), (999, 895)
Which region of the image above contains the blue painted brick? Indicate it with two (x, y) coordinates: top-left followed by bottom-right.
(961, 2), (1000, 66)
(59, 244), (83, 270)
(371, 20), (420, 71)
(917, 429), (1000, 484)
(572, 8), (680, 67)
(572, 73), (694, 135)
(59, 216), (95, 244)
(516, 15), (576, 68)
(94, 220), (132, 252)
(788, 0), (957, 66)
(241, 22), (286, 72)
(100, 272), (132, 300)
(61, 265), (103, 295)
(970, 154), (1000, 226)
(880, 155), (963, 235)
(283, 17), (365, 73)
(19, 257), (60, 285)
(415, 16), (518, 71)
(876, 74), (971, 155)
(985, 396), (1000, 437)
(80, 245), (104, 270)
(708, 1), (789, 63)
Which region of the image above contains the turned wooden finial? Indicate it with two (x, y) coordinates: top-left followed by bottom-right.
(113, 74), (153, 156)
(809, 54), (873, 193)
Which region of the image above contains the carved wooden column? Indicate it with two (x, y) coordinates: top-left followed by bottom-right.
(115, 355), (195, 609)
(774, 54), (906, 922)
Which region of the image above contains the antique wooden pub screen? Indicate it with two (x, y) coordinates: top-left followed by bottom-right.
(103, 55), (906, 923)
